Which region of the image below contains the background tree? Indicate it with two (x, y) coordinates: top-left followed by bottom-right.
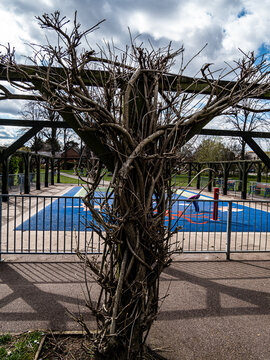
(1, 12), (270, 359)
(9, 155), (19, 174)
(21, 101), (44, 153)
(225, 98), (270, 160)
(194, 138), (236, 162)
(41, 108), (62, 156)
(21, 101), (62, 155)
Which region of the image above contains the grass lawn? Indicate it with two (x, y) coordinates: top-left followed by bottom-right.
(55, 175), (87, 184)
(0, 332), (160, 359)
(0, 332), (44, 360)
(36, 169), (269, 191)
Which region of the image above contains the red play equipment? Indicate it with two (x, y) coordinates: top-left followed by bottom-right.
(212, 187), (219, 220)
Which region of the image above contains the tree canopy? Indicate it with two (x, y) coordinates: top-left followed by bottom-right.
(194, 138), (236, 162)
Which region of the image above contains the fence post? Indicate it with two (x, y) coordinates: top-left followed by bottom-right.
(0, 196), (2, 262)
(226, 201), (232, 260)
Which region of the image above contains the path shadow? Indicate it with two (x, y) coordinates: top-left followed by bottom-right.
(0, 262), (95, 331)
(158, 260), (270, 321)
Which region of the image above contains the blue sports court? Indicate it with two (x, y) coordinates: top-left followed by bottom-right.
(16, 186), (270, 233)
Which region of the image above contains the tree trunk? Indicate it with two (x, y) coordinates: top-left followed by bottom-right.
(88, 161), (167, 359)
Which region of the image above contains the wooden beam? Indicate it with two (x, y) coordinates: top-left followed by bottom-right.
(2, 126), (43, 159)
(4, 120), (270, 141)
(1, 65), (270, 99)
(0, 118), (69, 128)
(199, 129), (270, 138)
(241, 134), (270, 169)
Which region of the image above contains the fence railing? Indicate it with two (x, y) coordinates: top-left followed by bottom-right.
(249, 181), (270, 199)
(200, 176), (243, 195)
(0, 173), (36, 194)
(0, 194), (270, 260)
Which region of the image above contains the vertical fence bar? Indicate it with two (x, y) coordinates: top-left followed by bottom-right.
(71, 197), (74, 252)
(266, 202), (269, 251)
(226, 201), (232, 260)
(6, 196), (9, 253)
(35, 197), (38, 252)
(64, 197), (66, 253)
(78, 197), (81, 251)
(0, 196), (2, 261)
(21, 197), (24, 252)
(14, 196), (17, 253)
(28, 197), (31, 253)
(42, 197), (45, 253)
(50, 197), (52, 253)
(57, 198), (60, 253)
(85, 204), (88, 252)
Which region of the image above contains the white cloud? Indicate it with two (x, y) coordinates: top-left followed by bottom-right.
(0, 0), (268, 72)
(0, 0), (269, 122)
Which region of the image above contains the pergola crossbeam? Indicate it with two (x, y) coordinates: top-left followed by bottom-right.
(2, 126), (43, 160)
(1, 65), (270, 99)
(199, 129), (270, 138)
(241, 134), (270, 169)
(0, 118), (69, 128)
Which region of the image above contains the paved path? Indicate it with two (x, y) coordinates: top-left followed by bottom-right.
(0, 253), (270, 359)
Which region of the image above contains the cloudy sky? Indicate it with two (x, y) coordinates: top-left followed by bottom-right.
(0, 0), (270, 145)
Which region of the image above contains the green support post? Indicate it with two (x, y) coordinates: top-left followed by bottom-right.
(223, 164), (229, 196)
(237, 162), (243, 192)
(23, 153), (30, 194)
(45, 158), (49, 187)
(208, 163), (212, 192)
(1, 156), (10, 202)
(241, 162), (247, 200)
(50, 157), (55, 185)
(196, 164), (201, 189)
(188, 163), (192, 185)
(36, 155), (41, 190)
(257, 163), (262, 183)
(57, 159), (61, 183)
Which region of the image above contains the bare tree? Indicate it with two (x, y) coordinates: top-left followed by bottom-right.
(21, 101), (62, 155)
(225, 98), (270, 159)
(20, 101), (44, 153)
(1, 12), (270, 359)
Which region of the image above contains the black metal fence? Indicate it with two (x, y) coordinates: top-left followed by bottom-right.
(0, 173), (36, 194)
(1, 194), (270, 260)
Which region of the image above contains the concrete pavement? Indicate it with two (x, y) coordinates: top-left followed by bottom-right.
(0, 254), (270, 359)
